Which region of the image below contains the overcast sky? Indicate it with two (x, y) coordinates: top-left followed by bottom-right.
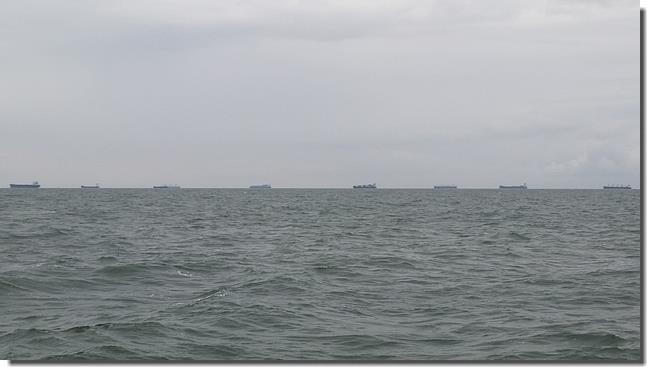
(0, 0), (638, 188)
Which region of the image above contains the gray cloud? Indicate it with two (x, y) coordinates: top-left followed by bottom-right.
(0, 0), (638, 188)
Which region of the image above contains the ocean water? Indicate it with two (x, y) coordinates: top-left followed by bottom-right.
(0, 188), (640, 361)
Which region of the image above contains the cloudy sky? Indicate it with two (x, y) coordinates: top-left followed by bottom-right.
(0, 0), (638, 188)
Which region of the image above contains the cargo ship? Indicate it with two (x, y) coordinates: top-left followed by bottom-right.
(249, 184), (271, 189)
(81, 184), (100, 189)
(603, 184), (631, 189)
(434, 185), (458, 189)
(499, 183), (527, 189)
(153, 185), (180, 189)
(10, 181), (40, 188)
(353, 183), (377, 189)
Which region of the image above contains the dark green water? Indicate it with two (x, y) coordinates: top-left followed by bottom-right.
(0, 189), (640, 360)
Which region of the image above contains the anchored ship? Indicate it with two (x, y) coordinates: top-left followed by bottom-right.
(153, 185), (180, 189)
(603, 184), (631, 189)
(434, 185), (458, 189)
(353, 183), (377, 189)
(249, 184), (271, 189)
(10, 181), (40, 188)
(499, 183), (527, 189)
(81, 184), (100, 189)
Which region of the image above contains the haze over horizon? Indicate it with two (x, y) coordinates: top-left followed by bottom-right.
(1, 0), (639, 189)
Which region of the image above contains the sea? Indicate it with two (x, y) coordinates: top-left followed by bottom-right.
(0, 188), (640, 361)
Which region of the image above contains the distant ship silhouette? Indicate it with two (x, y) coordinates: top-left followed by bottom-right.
(153, 185), (180, 189)
(603, 184), (631, 189)
(353, 183), (377, 189)
(249, 184), (271, 189)
(499, 183), (527, 189)
(10, 181), (40, 188)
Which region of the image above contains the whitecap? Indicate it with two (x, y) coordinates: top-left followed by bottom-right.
(177, 270), (192, 277)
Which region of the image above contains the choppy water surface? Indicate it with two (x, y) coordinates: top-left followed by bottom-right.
(0, 189), (640, 360)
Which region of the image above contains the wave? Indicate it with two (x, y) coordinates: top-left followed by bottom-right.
(508, 232), (531, 241)
(95, 263), (162, 277)
(529, 331), (628, 348)
(0, 278), (29, 291)
(364, 255), (417, 269)
(1, 226), (74, 240)
(44, 345), (144, 360)
(1, 188), (640, 360)
(586, 269), (640, 277)
(191, 288), (227, 303)
(97, 256), (118, 263)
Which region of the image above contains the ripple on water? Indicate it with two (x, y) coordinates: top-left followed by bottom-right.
(0, 188), (640, 360)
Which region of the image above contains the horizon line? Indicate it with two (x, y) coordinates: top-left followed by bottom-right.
(1, 187), (638, 190)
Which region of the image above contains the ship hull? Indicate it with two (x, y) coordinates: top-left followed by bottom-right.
(499, 186), (527, 189)
(434, 186), (457, 189)
(10, 184), (40, 188)
(81, 186), (99, 189)
(603, 186), (631, 189)
(353, 183), (377, 189)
